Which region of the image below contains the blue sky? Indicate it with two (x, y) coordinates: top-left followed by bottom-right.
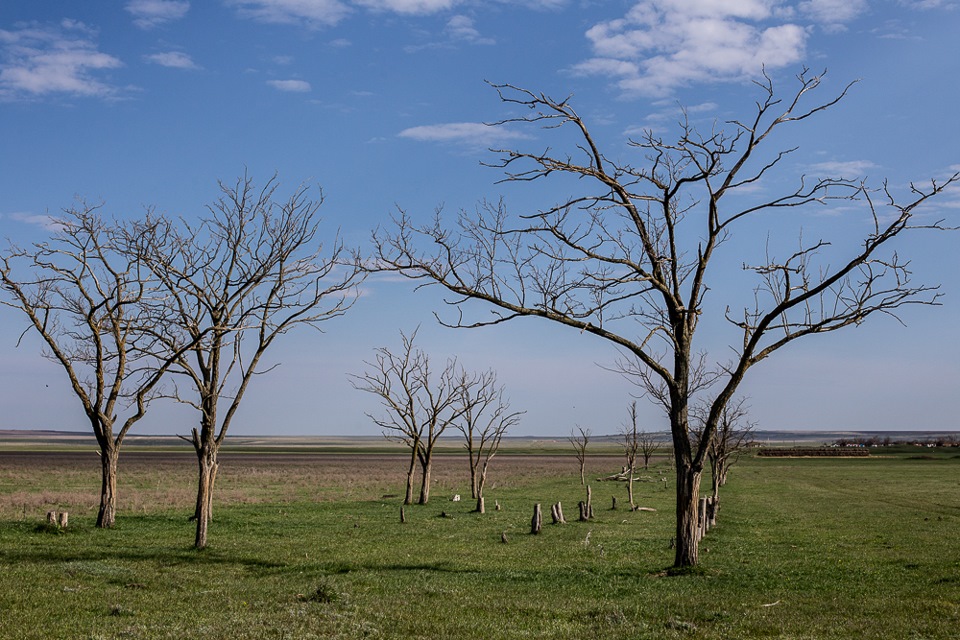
(1, 0), (958, 437)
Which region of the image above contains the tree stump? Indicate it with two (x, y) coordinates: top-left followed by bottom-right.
(550, 502), (566, 524)
(586, 485), (594, 519)
(530, 503), (542, 534)
(57, 512), (68, 528)
(501, 531), (508, 544)
(611, 496), (617, 510)
(578, 500), (588, 522)
(400, 506), (406, 524)
(46, 511), (57, 526)
(495, 500), (501, 511)
(477, 496), (485, 514)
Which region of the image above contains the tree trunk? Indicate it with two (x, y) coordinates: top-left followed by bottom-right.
(96, 446), (119, 528)
(476, 496), (485, 514)
(674, 462), (702, 568)
(404, 446), (417, 506)
(530, 503), (542, 534)
(194, 444), (219, 549)
(418, 458), (432, 505)
(468, 451), (479, 500)
(626, 464), (636, 510)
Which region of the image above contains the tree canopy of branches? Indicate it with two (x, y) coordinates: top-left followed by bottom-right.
(457, 369), (523, 513)
(1, 204), (189, 528)
(351, 329), (466, 505)
(131, 174), (362, 549)
(569, 426), (591, 485)
(372, 70), (958, 567)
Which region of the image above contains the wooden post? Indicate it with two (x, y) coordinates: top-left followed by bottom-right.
(46, 511), (57, 526)
(57, 512), (68, 528)
(530, 503), (542, 535)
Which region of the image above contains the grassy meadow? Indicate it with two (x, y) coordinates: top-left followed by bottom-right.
(0, 442), (958, 639)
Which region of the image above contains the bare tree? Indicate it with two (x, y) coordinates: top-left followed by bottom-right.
(620, 402), (641, 510)
(351, 329), (464, 505)
(372, 71), (958, 567)
(130, 174), (362, 549)
(1, 204), (192, 528)
(638, 427), (661, 471)
(569, 426), (591, 485)
(693, 396), (755, 517)
(456, 368), (523, 513)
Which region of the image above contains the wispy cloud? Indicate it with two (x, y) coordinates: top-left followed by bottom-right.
(144, 51), (199, 69)
(572, 0), (811, 97)
(799, 0), (868, 31)
(0, 20), (123, 100)
(353, 0), (459, 14)
(227, 0), (351, 27)
(808, 159), (879, 177)
(267, 78), (312, 92)
(125, 0), (191, 29)
(445, 15), (495, 45)
(8, 212), (61, 231)
(398, 122), (528, 147)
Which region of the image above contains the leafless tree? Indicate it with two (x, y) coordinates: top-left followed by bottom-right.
(351, 329), (465, 505)
(635, 425), (662, 473)
(456, 368), (523, 513)
(569, 426), (591, 485)
(372, 70), (958, 567)
(1, 204), (194, 528)
(692, 396), (755, 517)
(620, 401), (641, 509)
(130, 174), (362, 549)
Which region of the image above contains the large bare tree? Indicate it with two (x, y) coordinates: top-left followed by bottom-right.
(373, 71), (958, 567)
(351, 329), (465, 505)
(456, 368), (523, 513)
(1, 204), (188, 527)
(131, 174), (362, 549)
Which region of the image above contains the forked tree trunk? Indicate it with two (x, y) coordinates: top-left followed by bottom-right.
(194, 444), (219, 549)
(96, 446), (119, 528)
(674, 462), (702, 567)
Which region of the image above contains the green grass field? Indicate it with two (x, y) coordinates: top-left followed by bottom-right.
(0, 446), (958, 639)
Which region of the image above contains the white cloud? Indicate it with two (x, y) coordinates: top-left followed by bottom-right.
(398, 122), (528, 147)
(125, 0), (191, 29)
(144, 51), (199, 69)
(353, 0), (459, 14)
(0, 21), (123, 100)
(574, 1), (811, 97)
(227, 0), (351, 28)
(267, 78), (312, 92)
(808, 159), (879, 176)
(445, 15), (495, 44)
